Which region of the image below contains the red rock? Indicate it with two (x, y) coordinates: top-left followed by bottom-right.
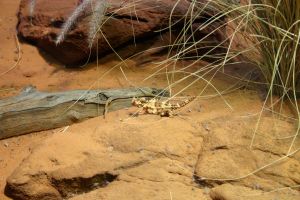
(17, 0), (227, 65)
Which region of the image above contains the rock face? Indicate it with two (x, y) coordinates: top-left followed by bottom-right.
(17, 0), (227, 65)
(5, 116), (207, 200)
(4, 92), (300, 200)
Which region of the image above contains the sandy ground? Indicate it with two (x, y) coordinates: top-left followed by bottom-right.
(0, 1), (299, 200)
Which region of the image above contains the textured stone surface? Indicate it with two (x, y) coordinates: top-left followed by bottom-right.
(210, 184), (299, 200)
(17, 0), (227, 65)
(5, 116), (206, 199)
(4, 92), (300, 200)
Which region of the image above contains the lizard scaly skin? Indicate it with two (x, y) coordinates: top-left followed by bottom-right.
(132, 96), (196, 117)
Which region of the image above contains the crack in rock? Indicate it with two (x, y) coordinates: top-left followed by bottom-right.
(193, 175), (223, 189)
(108, 13), (149, 23)
(50, 172), (118, 199)
(113, 159), (152, 171)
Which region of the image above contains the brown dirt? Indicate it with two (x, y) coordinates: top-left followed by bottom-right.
(0, 1), (299, 200)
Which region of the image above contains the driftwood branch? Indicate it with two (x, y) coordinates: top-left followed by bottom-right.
(0, 86), (168, 139)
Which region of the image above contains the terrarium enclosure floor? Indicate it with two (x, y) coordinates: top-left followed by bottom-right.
(0, 1), (299, 200)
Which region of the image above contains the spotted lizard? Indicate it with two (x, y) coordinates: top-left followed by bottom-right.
(132, 96), (196, 117)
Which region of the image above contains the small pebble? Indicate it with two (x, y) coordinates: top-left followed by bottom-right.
(4, 142), (9, 147)
(92, 182), (99, 188)
(202, 123), (210, 132)
(203, 187), (210, 195)
(253, 183), (261, 190)
(22, 72), (33, 77)
(107, 146), (114, 152)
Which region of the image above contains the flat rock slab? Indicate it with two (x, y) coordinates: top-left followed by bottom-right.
(194, 116), (300, 191)
(5, 115), (205, 200)
(210, 184), (299, 200)
(4, 92), (300, 200)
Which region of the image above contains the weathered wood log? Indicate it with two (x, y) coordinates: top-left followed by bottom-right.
(0, 86), (168, 139)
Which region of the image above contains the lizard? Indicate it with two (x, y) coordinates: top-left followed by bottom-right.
(131, 96), (196, 117)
